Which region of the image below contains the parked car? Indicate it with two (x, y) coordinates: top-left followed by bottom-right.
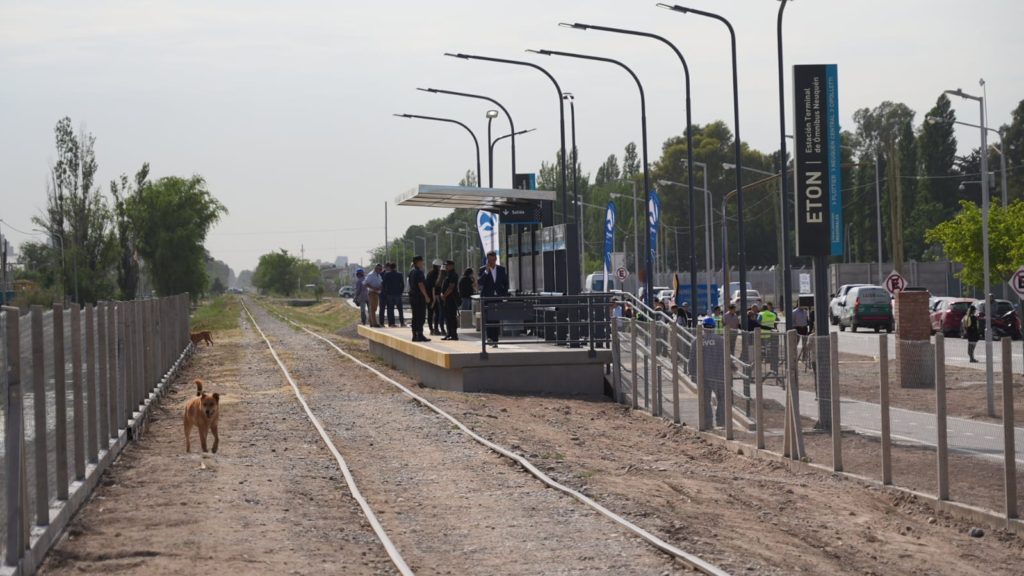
(963, 298), (1022, 340)
(829, 284), (869, 325)
(638, 285), (671, 304)
(929, 297), (973, 337)
(583, 273), (617, 293)
(837, 285), (894, 333)
(730, 289), (762, 309)
(718, 281), (753, 309)
(338, 286), (354, 298)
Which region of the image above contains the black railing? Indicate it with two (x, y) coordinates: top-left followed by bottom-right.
(477, 293), (616, 359)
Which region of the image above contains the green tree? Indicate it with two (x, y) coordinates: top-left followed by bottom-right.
(127, 175), (226, 300)
(109, 163), (151, 299)
(622, 142), (639, 178)
(594, 154), (620, 186)
(1002, 99), (1024, 203)
(210, 277), (226, 295)
(925, 199), (1024, 289)
(252, 250), (299, 295)
(458, 169), (478, 187)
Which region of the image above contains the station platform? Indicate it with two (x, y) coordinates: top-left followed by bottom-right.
(357, 325), (611, 396)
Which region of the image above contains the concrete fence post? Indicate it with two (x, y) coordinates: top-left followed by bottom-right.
(723, 326), (734, 440)
(52, 304), (69, 500)
(97, 302), (111, 448)
(696, 326), (707, 432)
(123, 301), (133, 425)
(785, 330), (805, 460)
(830, 331), (843, 472)
(134, 300), (143, 413)
(753, 328), (764, 449)
(935, 333), (949, 500)
(630, 318), (638, 410)
(1002, 337), (1018, 519)
(107, 302), (117, 438)
(71, 303), (85, 481)
(86, 304), (98, 463)
(30, 306), (50, 526)
(879, 333), (892, 485)
(671, 323), (680, 424)
(4, 306), (26, 566)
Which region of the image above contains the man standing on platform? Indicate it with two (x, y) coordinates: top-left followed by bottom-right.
(426, 260), (442, 336)
(364, 264), (383, 328)
(440, 260), (461, 340)
(478, 250), (508, 346)
(408, 256), (431, 342)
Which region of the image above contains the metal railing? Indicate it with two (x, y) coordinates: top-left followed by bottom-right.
(1, 295), (192, 574)
(476, 293), (616, 359)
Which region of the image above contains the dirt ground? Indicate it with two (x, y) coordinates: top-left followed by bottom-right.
(831, 352), (1024, 423)
(39, 320), (397, 575)
(38, 302), (1024, 575)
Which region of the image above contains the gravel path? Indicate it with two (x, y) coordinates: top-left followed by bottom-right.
(246, 303), (691, 575)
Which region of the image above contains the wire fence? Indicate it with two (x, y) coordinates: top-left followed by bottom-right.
(1, 295), (192, 573)
(609, 300), (1024, 526)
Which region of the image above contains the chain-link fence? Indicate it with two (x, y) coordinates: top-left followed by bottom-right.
(1, 296), (191, 571)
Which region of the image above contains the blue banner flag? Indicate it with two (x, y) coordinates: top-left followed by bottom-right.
(603, 201), (616, 290)
(648, 190), (660, 270)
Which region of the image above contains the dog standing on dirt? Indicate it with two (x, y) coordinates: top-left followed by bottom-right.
(190, 331), (214, 346)
(184, 379), (221, 453)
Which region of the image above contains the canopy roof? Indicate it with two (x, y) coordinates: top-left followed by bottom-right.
(396, 184), (555, 210)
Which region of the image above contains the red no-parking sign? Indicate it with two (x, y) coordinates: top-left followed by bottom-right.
(884, 271), (907, 296)
(1009, 266), (1024, 299)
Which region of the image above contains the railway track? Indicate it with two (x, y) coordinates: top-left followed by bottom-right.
(241, 298), (729, 576)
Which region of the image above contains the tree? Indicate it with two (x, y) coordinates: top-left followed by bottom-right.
(925, 199), (1024, 289)
(252, 250), (320, 296)
(594, 154), (620, 186)
(210, 277), (226, 295)
(458, 169), (478, 187)
(32, 117), (118, 303)
(1002, 99), (1024, 203)
(622, 142), (639, 178)
(127, 175), (226, 300)
(110, 163), (151, 299)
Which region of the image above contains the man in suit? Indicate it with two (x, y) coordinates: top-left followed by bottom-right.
(478, 250), (508, 345)
(407, 256), (431, 342)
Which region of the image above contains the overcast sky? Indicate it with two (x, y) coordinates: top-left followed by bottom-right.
(2, 1), (1021, 274)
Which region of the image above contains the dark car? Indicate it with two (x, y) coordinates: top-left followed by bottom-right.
(930, 297), (973, 337)
(962, 299), (1022, 340)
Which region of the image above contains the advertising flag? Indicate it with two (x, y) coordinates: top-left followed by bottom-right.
(476, 210), (500, 265)
(603, 201), (616, 291)
(648, 190), (660, 273)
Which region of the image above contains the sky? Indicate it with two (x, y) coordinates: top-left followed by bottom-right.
(1, 0), (1022, 275)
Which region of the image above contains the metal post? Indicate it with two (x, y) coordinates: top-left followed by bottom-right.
(71, 303), (85, 480)
(30, 306), (49, 525)
(776, 0), (794, 328)
(611, 313), (622, 402)
(696, 326), (707, 431)
(656, 365), (663, 418)
(671, 323), (680, 424)
(4, 306), (26, 566)
(875, 151), (883, 284)
(723, 326), (734, 440)
(786, 330), (805, 459)
(830, 331), (843, 472)
(935, 333), (949, 500)
(86, 304), (98, 463)
(879, 333), (892, 485)
(643, 354), (650, 412)
(53, 304), (69, 499)
(1002, 337), (1018, 519)
(753, 328), (764, 449)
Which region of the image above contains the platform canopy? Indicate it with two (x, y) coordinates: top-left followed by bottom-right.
(396, 184), (555, 210)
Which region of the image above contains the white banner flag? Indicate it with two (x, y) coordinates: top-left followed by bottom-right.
(476, 210), (500, 265)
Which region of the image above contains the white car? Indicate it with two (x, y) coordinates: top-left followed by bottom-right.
(729, 289), (762, 309)
(829, 284), (868, 325)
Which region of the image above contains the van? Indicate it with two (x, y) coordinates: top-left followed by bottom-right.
(583, 273), (617, 293)
(837, 285), (893, 333)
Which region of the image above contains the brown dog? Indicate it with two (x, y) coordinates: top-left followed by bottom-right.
(190, 331), (214, 346)
(184, 379), (220, 453)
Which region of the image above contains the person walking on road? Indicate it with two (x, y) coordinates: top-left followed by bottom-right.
(408, 256), (431, 342)
(364, 264), (384, 328)
(353, 268), (368, 326)
(441, 260), (461, 340)
(478, 251), (508, 345)
(458, 267), (475, 311)
(426, 260), (442, 336)
(963, 304), (980, 362)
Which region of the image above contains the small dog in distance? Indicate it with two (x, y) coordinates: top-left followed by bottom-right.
(190, 331), (214, 346)
(184, 379), (221, 453)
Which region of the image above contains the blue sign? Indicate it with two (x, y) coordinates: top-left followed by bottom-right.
(603, 202), (616, 286)
(648, 190), (660, 267)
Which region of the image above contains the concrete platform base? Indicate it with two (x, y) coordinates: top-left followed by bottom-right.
(359, 325), (609, 396)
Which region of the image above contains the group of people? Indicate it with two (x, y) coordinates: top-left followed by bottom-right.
(352, 251), (509, 345)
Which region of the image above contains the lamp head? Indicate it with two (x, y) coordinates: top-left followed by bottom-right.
(559, 22), (589, 30)
(722, 162), (736, 170)
(393, 113), (411, 118)
(486, 109), (499, 119)
(562, 92), (574, 101)
(526, 49), (552, 56)
(417, 87), (437, 93)
(656, 3), (688, 13)
(444, 52), (470, 60)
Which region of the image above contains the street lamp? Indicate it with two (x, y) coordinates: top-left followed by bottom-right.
(33, 227), (68, 304)
(946, 86), (995, 417)
(658, 3), (751, 321)
(563, 92), (583, 278)
(393, 113), (480, 190)
(559, 21), (697, 317)
(775, 0), (795, 330)
(926, 115), (1008, 208)
(529, 47), (654, 307)
(486, 109), (499, 188)
(418, 87), (519, 184)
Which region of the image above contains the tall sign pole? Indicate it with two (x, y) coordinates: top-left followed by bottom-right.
(794, 64), (842, 429)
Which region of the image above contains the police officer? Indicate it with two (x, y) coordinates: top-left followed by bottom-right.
(440, 260), (461, 340)
(407, 256), (431, 342)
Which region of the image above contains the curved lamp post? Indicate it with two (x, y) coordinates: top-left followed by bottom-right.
(418, 87), (518, 184)
(393, 113), (480, 188)
(531, 47), (654, 308)
(559, 22), (696, 319)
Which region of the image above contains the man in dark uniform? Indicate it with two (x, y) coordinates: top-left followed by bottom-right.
(407, 256), (431, 342)
(425, 259), (442, 336)
(440, 260), (461, 340)
(478, 250), (509, 345)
